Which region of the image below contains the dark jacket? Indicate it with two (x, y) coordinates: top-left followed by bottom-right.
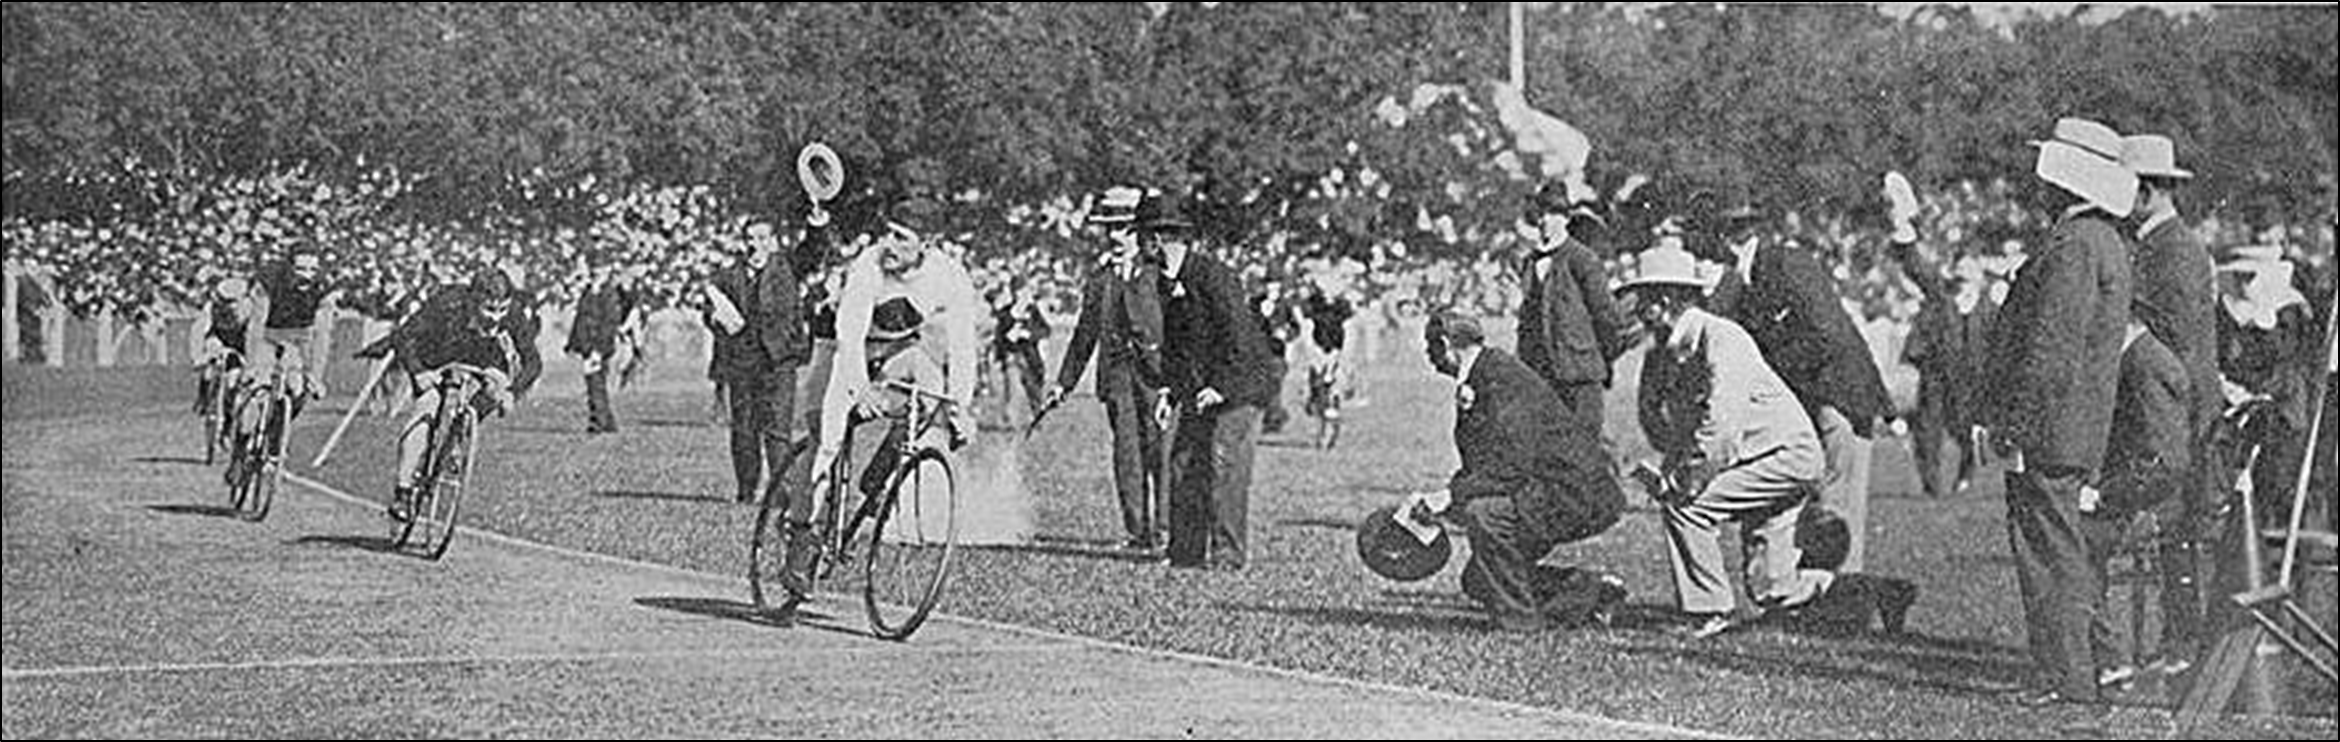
(703, 258), (809, 382)
(257, 261), (332, 330)
(1709, 240), (1894, 435)
(1516, 238), (1629, 388)
(2133, 217), (2222, 437)
(1158, 248), (1278, 408)
(1057, 256), (1164, 389)
(1897, 243), (1998, 434)
(565, 281), (639, 358)
(1450, 347), (1624, 533)
(2101, 329), (2190, 514)
(377, 283), (543, 397)
(990, 300), (1051, 355)
(1985, 209), (2133, 473)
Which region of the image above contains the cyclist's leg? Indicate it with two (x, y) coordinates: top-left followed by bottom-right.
(390, 374), (443, 517)
(267, 328), (317, 420)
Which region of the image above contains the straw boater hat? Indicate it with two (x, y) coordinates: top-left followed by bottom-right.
(1613, 241), (1709, 297)
(1089, 186), (1142, 226)
(2120, 135), (2194, 181)
(2031, 118), (2137, 218)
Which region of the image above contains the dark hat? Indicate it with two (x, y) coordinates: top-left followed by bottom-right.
(1796, 506), (1850, 572)
(888, 196), (947, 237)
(1136, 191), (1194, 233)
(868, 296), (924, 342)
(1356, 504), (1453, 582)
(1425, 311), (1486, 347)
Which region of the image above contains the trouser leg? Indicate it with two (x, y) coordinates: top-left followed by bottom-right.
(1208, 404), (1261, 566)
(1815, 405), (1875, 573)
(2006, 467), (2104, 700)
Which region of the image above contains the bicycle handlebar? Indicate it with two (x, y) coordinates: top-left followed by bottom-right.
(881, 378), (958, 406)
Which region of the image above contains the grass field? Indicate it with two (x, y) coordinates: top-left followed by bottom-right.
(56, 319), (2335, 740)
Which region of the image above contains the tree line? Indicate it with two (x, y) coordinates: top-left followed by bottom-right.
(5, 2), (2334, 264)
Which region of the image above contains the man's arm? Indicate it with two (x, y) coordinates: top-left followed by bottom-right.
(1571, 244), (1631, 364)
(1054, 273), (1108, 391)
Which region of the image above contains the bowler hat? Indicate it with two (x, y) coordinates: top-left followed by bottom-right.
(1356, 504), (1453, 582)
(1136, 191), (1194, 232)
(888, 196), (946, 237)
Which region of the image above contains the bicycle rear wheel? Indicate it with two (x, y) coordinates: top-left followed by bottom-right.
(201, 376), (223, 466)
(861, 447), (959, 641)
(411, 408), (476, 560)
(224, 390), (264, 511)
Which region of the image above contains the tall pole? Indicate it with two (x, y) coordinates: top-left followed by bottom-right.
(1509, 1), (1525, 90)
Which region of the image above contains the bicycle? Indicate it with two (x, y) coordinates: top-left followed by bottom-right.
(750, 378), (962, 640)
(222, 348), (295, 522)
(388, 363), (500, 560)
(194, 349), (243, 466)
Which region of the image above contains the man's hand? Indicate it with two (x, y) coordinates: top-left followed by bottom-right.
(1041, 384), (1067, 410)
(1884, 171), (1920, 243)
(2077, 484), (2103, 514)
(1153, 391), (1175, 430)
(1195, 387), (1225, 411)
(948, 406), (976, 450)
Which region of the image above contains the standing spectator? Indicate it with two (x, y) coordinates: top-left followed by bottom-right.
(566, 266), (643, 434)
(2215, 245), (2320, 530)
(1047, 186), (1169, 551)
(1255, 279), (1301, 435)
(1701, 193), (1894, 575)
(1514, 181), (1631, 433)
(703, 222), (811, 505)
(2116, 135), (2219, 667)
(1623, 241), (1829, 639)
(2079, 315), (2192, 687)
(988, 281), (1052, 418)
(1417, 311), (1628, 631)
(1892, 233), (1997, 499)
(1985, 118), (2137, 708)
(1300, 282), (1357, 448)
(1149, 192), (1278, 571)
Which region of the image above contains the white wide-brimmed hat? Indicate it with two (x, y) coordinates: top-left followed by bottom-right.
(1614, 241), (1708, 296)
(2032, 118), (2137, 217)
(2120, 134), (2194, 180)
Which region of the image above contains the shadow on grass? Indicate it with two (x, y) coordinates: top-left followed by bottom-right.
(631, 418), (725, 430)
(967, 537), (1161, 563)
(129, 455), (211, 466)
(1220, 600), (1495, 633)
(591, 489), (729, 504)
(633, 595), (878, 641)
(284, 533), (430, 559)
(144, 503), (246, 519)
(1617, 623), (2036, 697)
(1276, 516), (1357, 532)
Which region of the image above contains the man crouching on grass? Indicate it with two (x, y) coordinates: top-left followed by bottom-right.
(1415, 311), (1628, 632)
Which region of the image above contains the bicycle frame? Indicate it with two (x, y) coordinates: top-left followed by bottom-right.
(803, 380), (957, 592)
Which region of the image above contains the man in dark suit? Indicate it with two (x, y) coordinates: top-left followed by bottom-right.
(1147, 192), (1278, 570)
(1700, 198), (1894, 574)
(2080, 315), (2192, 685)
(988, 281), (1052, 417)
(1893, 239), (1997, 499)
(1422, 312), (1627, 631)
(2117, 134), (2219, 667)
(703, 222), (811, 505)
(1986, 118), (2137, 707)
(566, 266), (642, 434)
(1514, 181), (1630, 431)
(1045, 187), (1168, 550)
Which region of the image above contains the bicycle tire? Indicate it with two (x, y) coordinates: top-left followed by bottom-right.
(225, 389), (264, 512)
(244, 393), (287, 522)
(415, 407), (476, 560)
(861, 447), (959, 641)
(201, 373), (223, 466)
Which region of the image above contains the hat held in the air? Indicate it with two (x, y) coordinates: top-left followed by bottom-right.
(2119, 135), (2193, 180)
(2031, 118), (2137, 218)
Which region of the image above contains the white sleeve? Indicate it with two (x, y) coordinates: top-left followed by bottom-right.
(941, 260), (982, 408)
(820, 257), (880, 453)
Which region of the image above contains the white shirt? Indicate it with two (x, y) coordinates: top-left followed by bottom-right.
(820, 246), (982, 457)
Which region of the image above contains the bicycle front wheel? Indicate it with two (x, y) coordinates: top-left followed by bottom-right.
(412, 408), (477, 560)
(244, 396), (287, 522)
(861, 447), (959, 641)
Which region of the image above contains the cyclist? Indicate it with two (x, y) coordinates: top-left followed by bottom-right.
(196, 276), (255, 413)
(790, 197), (982, 599)
(237, 245), (341, 427)
(379, 266), (543, 521)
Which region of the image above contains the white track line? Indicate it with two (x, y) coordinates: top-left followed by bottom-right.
(3, 643), (1077, 681)
(272, 471), (1733, 740)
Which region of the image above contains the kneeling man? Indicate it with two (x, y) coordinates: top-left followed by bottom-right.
(1421, 312), (1628, 631)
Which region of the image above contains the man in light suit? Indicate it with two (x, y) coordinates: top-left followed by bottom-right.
(1046, 187), (1169, 551)
(1985, 118), (2137, 707)
(1625, 241), (1829, 640)
(1420, 311), (1626, 631)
